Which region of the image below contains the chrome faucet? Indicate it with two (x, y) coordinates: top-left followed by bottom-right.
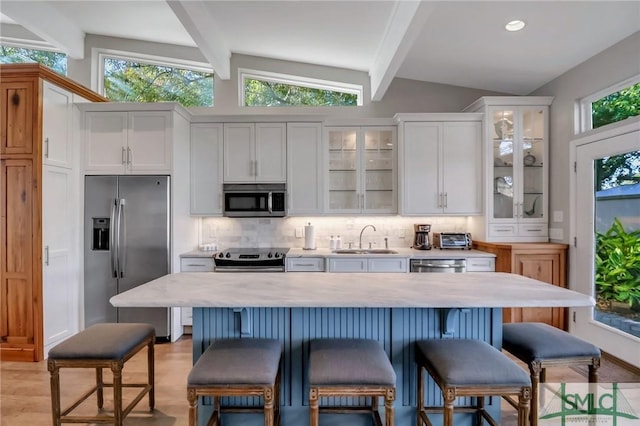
(359, 224), (376, 249)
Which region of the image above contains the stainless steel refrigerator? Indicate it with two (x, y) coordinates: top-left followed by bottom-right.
(84, 175), (170, 339)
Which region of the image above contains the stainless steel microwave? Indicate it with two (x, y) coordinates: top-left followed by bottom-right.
(223, 183), (286, 217)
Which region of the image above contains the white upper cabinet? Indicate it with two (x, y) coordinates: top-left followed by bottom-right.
(190, 123), (223, 215)
(287, 122), (323, 215)
(84, 110), (172, 174)
(325, 126), (397, 214)
(223, 122), (286, 182)
(465, 96), (553, 242)
(42, 81), (73, 168)
(399, 115), (482, 215)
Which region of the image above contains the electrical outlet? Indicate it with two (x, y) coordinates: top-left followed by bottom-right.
(295, 227), (304, 238)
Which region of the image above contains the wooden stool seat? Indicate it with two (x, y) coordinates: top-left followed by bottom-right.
(416, 339), (531, 426)
(308, 338), (396, 426)
(187, 338), (282, 426)
(503, 322), (601, 425)
(47, 323), (155, 426)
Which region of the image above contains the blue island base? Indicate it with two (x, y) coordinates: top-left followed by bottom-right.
(192, 307), (504, 426)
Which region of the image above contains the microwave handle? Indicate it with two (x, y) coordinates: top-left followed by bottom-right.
(268, 192), (273, 214)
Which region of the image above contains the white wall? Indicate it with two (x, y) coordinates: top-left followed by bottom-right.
(530, 31), (640, 243)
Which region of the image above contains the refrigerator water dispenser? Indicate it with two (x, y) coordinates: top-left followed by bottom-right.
(92, 218), (110, 251)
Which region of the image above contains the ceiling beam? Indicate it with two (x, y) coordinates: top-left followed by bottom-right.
(369, 1), (436, 102)
(0, 1), (85, 59)
(167, 0), (231, 80)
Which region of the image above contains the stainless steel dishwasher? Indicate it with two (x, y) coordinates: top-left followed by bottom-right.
(410, 258), (466, 273)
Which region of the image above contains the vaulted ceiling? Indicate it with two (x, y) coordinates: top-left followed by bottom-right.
(1, 1), (638, 100)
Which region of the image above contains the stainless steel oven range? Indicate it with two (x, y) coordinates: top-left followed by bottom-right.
(215, 248), (290, 272)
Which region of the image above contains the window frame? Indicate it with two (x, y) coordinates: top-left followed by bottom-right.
(238, 68), (363, 107)
(578, 74), (640, 133)
(91, 48), (214, 104)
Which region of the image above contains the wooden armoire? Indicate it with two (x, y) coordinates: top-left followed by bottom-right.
(1, 64), (105, 361)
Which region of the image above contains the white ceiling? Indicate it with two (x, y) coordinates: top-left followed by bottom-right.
(1, 1), (638, 98)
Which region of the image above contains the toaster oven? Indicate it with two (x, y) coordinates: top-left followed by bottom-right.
(433, 232), (472, 250)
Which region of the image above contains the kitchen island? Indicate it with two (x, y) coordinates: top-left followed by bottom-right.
(111, 272), (593, 426)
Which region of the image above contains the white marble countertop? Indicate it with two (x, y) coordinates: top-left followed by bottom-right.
(110, 272), (593, 309)
(288, 247), (495, 259)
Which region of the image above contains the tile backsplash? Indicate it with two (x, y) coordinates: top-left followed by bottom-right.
(197, 216), (471, 250)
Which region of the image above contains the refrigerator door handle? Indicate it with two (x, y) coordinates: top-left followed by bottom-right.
(110, 199), (119, 278)
(117, 198), (127, 278)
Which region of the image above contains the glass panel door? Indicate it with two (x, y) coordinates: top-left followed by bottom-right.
(363, 128), (394, 212)
(521, 108), (545, 220)
(574, 128), (640, 367)
(327, 129), (359, 211)
(491, 109), (515, 219)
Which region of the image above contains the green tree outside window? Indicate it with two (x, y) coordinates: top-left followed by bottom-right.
(592, 82), (640, 129)
(244, 78), (358, 107)
(0, 45), (67, 75)
(103, 58), (214, 107)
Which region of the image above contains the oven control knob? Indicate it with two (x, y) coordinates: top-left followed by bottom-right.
(275, 252), (281, 258)
(218, 252), (224, 258)
(225, 252), (231, 258)
(267, 252), (273, 258)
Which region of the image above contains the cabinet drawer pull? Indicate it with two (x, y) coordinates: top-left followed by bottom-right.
(295, 263), (316, 267)
(526, 228), (542, 232)
(187, 263), (207, 267)
(495, 229), (511, 232)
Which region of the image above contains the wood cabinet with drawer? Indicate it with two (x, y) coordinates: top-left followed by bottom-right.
(473, 241), (568, 329)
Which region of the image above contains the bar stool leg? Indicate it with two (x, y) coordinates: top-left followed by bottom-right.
(518, 388), (531, 426)
(148, 339), (155, 409)
(111, 361), (123, 426)
(476, 395), (484, 425)
(385, 388), (395, 426)
(96, 367), (104, 409)
(264, 386), (275, 426)
(589, 358), (600, 383)
(529, 361), (542, 426)
(443, 388), (455, 426)
(309, 388), (319, 426)
(48, 361), (62, 426)
(187, 388), (197, 426)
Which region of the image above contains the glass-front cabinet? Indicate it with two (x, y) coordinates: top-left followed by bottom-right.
(325, 126), (397, 214)
(466, 96), (553, 242)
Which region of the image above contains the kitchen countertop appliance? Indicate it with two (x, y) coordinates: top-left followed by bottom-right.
(215, 248), (290, 272)
(412, 224), (432, 250)
(84, 175), (171, 340)
(433, 232), (473, 250)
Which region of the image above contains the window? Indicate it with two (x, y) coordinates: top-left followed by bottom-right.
(579, 76), (640, 132)
(240, 69), (362, 107)
(96, 50), (214, 107)
(0, 44), (67, 75)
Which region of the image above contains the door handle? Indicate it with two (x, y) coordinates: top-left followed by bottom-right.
(44, 245), (50, 266)
(118, 198), (127, 278)
(444, 192), (448, 208)
(110, 199), (118, 277)
(121, 147), (127, 165)
(44, 137), (49, 159)
(127, 147), (132, 165)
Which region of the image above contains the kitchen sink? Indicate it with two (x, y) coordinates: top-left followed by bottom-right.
(332, 249), (399, 254)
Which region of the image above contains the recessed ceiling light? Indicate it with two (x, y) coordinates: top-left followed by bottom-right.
(505, 20), (526, 32)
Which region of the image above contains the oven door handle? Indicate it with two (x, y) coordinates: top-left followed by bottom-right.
(268, 191), (273, 214)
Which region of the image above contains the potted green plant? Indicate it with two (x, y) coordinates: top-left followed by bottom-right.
(595, 218), (640, 312)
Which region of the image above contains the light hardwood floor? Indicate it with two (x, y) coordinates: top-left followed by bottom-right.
(1, 335), (638, 425)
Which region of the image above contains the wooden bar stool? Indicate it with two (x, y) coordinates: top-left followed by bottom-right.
(308, 338), (396, 426)
(47, 323), (155, 426)
(187, 338), (282, 426)
(416, 339), (531, 426)
(502, 322), (601, 426)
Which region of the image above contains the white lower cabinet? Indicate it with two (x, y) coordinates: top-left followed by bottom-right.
(43, 165), (78, 353)
(179, 256), (215, 328)
(328, 257), (407, 273)
(286, 257), (325, 272)
(465, 258), (496, 272)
